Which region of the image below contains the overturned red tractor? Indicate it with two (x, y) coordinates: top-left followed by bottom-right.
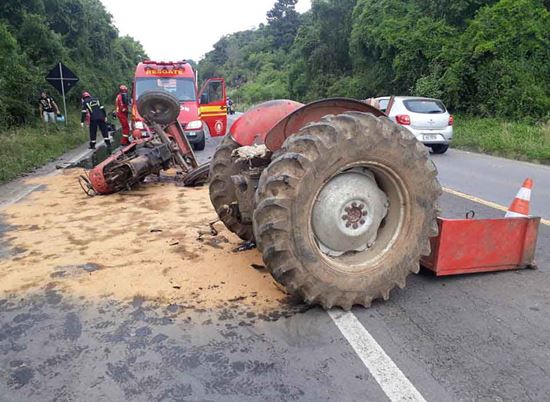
(82, 91), (441, 310)
(209, 98), (441, 310)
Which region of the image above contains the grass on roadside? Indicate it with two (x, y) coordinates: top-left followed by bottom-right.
(0, 114), (87, 184)
(453, 116), (550, 164)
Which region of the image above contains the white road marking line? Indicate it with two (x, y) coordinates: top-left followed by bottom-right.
(67, 148), (92, 164)
(329, 310), (427, 402)
(443, 187), (550, 226)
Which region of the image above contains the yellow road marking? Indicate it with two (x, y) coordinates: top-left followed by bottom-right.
(443, 187), (550, 226)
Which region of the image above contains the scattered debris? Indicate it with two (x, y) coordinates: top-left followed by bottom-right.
(228, 296), (247, 302)
(232, 144), (270, 161)
(251, 264), (265, 270)
(205, 236), (229, 249)
(209, 220), (219, 236)
(233, 241), (256, 253)
(197, 219), (221, 240)
(150, 228), (163, 233)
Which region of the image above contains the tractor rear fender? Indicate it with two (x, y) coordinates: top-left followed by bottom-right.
(264, 98), (385, 151)
(229, 100), (304, 147)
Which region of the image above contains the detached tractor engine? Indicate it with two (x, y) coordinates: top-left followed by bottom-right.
(79, 140), (172, 195)
(209, 98), (441, 310)
(79, 91), (208, 196)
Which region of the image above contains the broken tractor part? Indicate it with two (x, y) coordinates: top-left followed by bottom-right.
(80, 91), (210, 195)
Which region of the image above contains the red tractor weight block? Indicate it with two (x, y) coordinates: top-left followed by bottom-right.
(421, 216), (540, 276)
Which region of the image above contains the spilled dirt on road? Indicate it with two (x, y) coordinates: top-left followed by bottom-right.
(0, 169), (296, 315)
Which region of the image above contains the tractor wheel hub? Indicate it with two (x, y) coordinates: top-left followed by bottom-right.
(312, 168), (388, 257)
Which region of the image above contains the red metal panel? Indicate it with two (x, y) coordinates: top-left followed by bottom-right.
(264, 98), (385, 151)
(421, 217), (540, 276)
(229, 100), (303, 146)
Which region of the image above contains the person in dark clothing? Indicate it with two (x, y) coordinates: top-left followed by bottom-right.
(38, 91), (59, 123)
(80, 91), (111, 151)
(226, 96), (234, 115)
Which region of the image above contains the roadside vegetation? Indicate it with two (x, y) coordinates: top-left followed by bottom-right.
(0, 114), (87, 183)
(1, 0), (549, 183)
(200, 0), (549, 163)
(454, 116), (550, 164)
(0, 0), (146, 182)
(200, 0), (549, 121)
(0, 0), (146, 127)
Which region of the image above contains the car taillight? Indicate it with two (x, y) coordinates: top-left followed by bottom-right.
(448, 115), (454, 126)
(395, 114), (411, 125)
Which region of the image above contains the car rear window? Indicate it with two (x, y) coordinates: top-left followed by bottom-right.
(378, 99), (389, 112)
(403, 99), (446, 114)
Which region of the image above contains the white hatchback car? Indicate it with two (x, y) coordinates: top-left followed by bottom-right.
(376, 96), (453, 154)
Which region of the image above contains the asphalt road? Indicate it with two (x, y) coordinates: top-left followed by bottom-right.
(1, 130), (550, 401)
(434, 148), (550, 219)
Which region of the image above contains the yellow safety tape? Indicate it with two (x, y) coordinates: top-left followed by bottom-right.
(443, 187), (550, 227)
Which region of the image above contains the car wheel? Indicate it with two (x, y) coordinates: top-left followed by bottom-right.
(194, 136), (206, 151)
(430, 144), (449, 154)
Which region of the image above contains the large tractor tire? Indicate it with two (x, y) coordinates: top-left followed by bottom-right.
(136, 90), (180, 125)
(209, 135), (254, 241)
(184, 163), (210, 187)
(253, 112), (441, 310)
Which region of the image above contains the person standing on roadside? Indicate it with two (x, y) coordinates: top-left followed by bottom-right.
(80, 91), (112, 151)
(115, 84), (131, 146)
(226, 96), (234, 115)
(38, 91), (59, 124)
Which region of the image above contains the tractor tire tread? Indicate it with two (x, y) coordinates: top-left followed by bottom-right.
(253, 112), (441, 310)
(209, 135), (254, 241)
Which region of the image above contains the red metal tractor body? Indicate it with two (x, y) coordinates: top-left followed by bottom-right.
(80, 92), (205, 196)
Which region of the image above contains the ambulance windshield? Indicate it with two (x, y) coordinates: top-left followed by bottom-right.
(136, 77), (196, 102)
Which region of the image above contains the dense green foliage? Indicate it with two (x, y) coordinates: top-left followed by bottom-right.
(200, 0), (550, 120)
(0, 0), (146, 127)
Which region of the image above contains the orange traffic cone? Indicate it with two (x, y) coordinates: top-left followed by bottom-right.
(505, 178), (533, 217)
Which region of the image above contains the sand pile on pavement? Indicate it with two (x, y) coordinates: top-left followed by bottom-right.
(0, 169), (288, 310)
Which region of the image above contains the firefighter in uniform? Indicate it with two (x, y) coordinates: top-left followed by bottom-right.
(80, 91), (112, 151)
(115, 84), (131, 145)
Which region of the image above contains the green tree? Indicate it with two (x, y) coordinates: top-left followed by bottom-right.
(289, 0), (357, 100)
(266, 0), (300, 49)
(0, 0), (147, 128)
(0, 22), (37, 125)
(442, 0), (550, 118)
(199, 0), (549, 120)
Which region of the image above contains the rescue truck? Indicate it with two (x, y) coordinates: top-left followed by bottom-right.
(131, 60), (227, 150)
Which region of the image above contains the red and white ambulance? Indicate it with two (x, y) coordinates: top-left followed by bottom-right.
(131, 60), (227, 150)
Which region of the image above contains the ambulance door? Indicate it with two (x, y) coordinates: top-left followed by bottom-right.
(198, 78), (227, 137)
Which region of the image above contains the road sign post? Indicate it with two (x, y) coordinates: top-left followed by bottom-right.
(59, 63), (68, 125)
(46, 62), (79, 125)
